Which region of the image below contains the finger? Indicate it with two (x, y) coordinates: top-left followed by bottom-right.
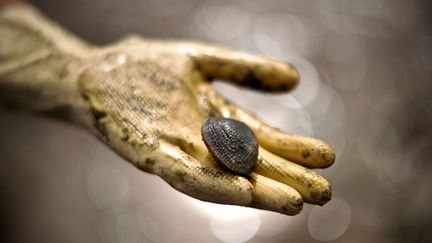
(249, 173), (303, 215)
(175, 42), (299, 92)
(255, 148), (332, 205)
(163, 132), (303, 215)
(200, 84), (335, 168)
(139, 140), (253, 206)
(240, 110), (335, 169)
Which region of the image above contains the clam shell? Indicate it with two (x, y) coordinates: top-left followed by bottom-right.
(201, 117), (258, 175)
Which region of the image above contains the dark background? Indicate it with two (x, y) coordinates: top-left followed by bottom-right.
(1, 0), (432, 242)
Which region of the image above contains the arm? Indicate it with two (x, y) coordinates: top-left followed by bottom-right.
(0, 2), (334, 215)
(0, 2), (92, 123)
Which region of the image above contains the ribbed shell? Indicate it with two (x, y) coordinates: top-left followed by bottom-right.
(201, 118), (258, 175)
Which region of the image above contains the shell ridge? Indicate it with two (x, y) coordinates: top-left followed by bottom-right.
(201, 117), (258, 175)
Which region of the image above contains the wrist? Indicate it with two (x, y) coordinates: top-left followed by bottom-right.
(0, 2), (93, 120)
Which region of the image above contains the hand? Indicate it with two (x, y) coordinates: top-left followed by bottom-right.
(77, 36), (335, 215)
(0, 2), (334, 215)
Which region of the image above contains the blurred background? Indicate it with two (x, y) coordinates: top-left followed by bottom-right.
(1, 0), (432, 242)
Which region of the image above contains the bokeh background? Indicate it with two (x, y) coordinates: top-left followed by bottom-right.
(1, 0), (432, 242)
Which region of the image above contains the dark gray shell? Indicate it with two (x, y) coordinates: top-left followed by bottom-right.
(201, 117), (258, 175)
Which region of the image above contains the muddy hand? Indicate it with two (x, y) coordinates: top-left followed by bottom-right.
(77, 37), (334, 215)
(0, 3), (335, 215)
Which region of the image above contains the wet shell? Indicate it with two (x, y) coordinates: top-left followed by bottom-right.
(201, 117), (258, 175)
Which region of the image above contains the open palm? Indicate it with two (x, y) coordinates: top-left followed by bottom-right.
(78, 37), (334, 215)
(0, 3), (334, 216)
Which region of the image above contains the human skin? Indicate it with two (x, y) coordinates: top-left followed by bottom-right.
(0, 2), (334, 215)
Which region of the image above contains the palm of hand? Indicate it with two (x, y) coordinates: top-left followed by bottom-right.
(78, 37), (334, 215)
